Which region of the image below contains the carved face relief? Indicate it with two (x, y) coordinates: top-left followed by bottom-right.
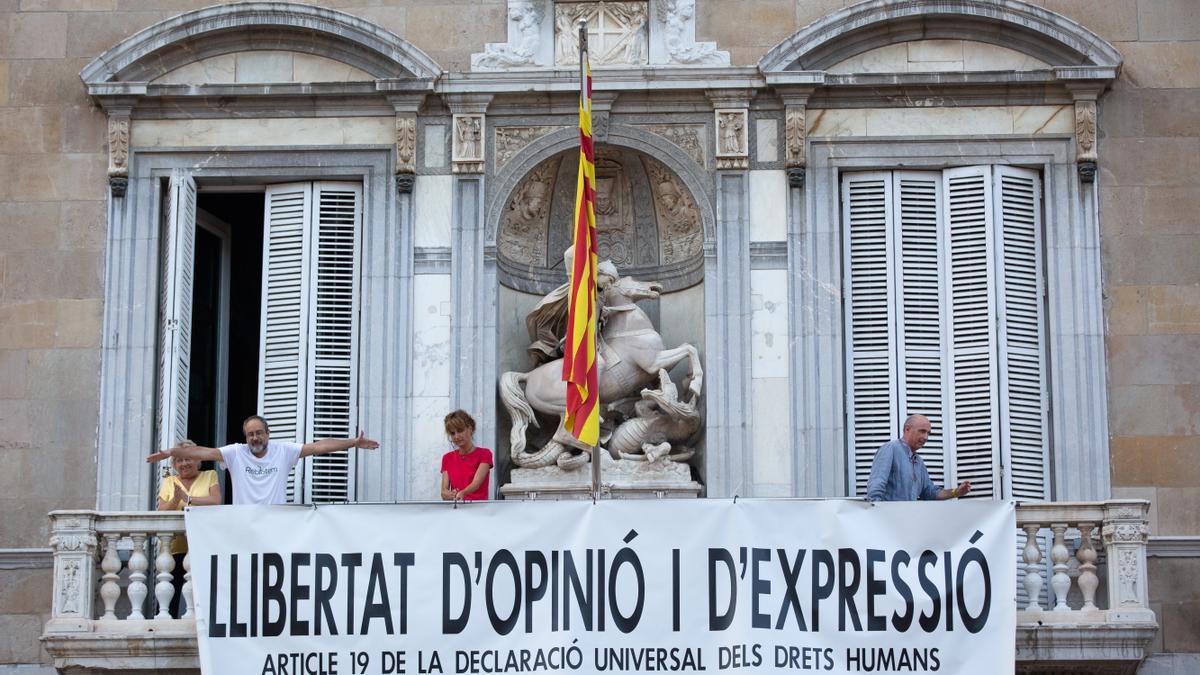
(499, 159), (555, 266)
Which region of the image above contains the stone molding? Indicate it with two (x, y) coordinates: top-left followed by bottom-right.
(0, 547), (54, 569)
(1147, 536), (1200, 558)
(80, 2), (441, 84)
(759, 0), (1122, 74)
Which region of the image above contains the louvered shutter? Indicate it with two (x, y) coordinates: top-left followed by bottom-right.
(842, 172), (899, 495)
(259, 183), (315, 503)
(303, 182), (362, 503)
(992, 166), (1048, 500)
(942, 166), (1002, 498)
(157, 169), (197, 458)
(892, 172), (949, 487)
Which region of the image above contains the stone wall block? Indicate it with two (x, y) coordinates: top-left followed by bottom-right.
(7, 58), (93, 106)
(0, 568), (52, 615)
(405, 3), (506, 72)
(0, 250), (102, 300)
(1099, 186), (1145, 235)
(0, 613), (48, 663)
(0, 202), (61, 251)
(60, 104), (106, 153)
(0, 62), (9, 105)
(58, 200), (105, 250)
(0, 350), (28, 399)
(2, 12), (67, 59)
(1107, 335), (1200, 385)
(1148, 286), (1200, 334)
(66, 10), (167, 58)
(1039, 0), (1139, 42)
(1156, 487), (1200, 535)
(1142, 90), (1200, 138)
(0, 300), (58, 349)
(1110, 435), (1200, 486)
(21, 0), (118, 10)
(25, 348), (101, 401)
(1097, 138), (1200, 187)
(1140, 186), (1200, 235)
(1105, 285), (1148, 335)
(1110, 384), (1200, 436)
(1114, 42), (1200, 89)
(0, 106), (62, 154)
(1136, 0), (1200, 41)
(1103, 235), (1200, 286)
(234, 51), (293, 83)
(0, 399), (32, 449)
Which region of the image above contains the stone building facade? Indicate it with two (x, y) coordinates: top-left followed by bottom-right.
(0, 0), (1196, 672)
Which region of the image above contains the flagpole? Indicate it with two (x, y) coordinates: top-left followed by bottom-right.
(577, 18), (602, 502)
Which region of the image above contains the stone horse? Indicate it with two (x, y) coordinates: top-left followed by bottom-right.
(499, 273), (703, 469)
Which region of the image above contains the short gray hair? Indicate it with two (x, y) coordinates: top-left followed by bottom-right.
(903, 414), (928, 430)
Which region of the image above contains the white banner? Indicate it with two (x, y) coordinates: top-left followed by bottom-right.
(187, 499), (1015, 675)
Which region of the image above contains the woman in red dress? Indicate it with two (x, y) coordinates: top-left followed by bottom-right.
(439, 410), (493, 501)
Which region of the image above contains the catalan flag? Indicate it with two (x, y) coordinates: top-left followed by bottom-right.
(562, 28), (599, 445)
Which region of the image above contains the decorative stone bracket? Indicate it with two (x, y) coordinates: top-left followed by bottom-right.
(382, 90), (427, 195)
(1074, 99), (1097, 183)
(95, 95), (140, 199)
(777, 86), (813, 188)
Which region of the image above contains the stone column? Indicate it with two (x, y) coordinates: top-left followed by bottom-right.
(47, 511), (98, 632)
(705, 89), (753, 497)
(446, 95), (497, 451)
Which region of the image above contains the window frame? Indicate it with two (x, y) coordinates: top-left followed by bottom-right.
(789, 135), (1109, 501)
(95, 147), (410, 511)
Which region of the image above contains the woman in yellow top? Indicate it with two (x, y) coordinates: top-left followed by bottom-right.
(156, 441), (221, 617)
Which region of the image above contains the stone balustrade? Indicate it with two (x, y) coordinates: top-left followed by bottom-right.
(41, 501), (1158, 672)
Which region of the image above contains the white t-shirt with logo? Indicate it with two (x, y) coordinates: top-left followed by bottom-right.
(219, 441), (302, 505)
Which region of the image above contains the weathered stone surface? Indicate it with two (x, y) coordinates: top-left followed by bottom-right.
(1140, 186), (1200, 236)
(234, 51), (293, 83)
(0, 568), (52, 616)
(1, 12), (67, 59)
(1111, 486), (1159, 532)
(1098, 138), (1200, 186)
(1098, 89), (1145, 138)
(131, 118), (394, 147)
(58, 200), (105, 250)
(66, 10), (168, 58)
(0, 203), (60, 251)
(698, 0), (795, 51)
(26, 348), (101, 401)
(0, 61), (9, 104)
(1108, 335), (1200, 385)
(1104, 236), (1200, 285)
(22, 0), (117, 10)
(0, 152), (106, 202)
(1157, 487), (1200, 536)
(0, 107), (62, 154)
(0, 400), (32, 450)
(1105, 285), (1148, 335)
(1035, 0), (1139, 42)
(1113, 42), (1200, 89)
(1110, 435), (1200, 486)
(1136, 0), (1200, 42)
(1142, 89), (1200, 138)
(0, 350), (28, 400)
(0, 613), (48, 663)
(405, 2), (506, 72)
(1148, 286), (1200, 334)
(58, 104), (105, 154)
(6, 58), (93, 106)
(1109, 385), (1200, 437)
(0, 251), (102, 300)
(1159, 600), (1200, 652)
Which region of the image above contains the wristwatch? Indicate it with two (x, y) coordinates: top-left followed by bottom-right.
(184, 494), (192, 506)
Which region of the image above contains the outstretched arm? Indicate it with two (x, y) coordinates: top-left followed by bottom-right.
(146, 444), (222, 464)
(936, 481), (972, 500)
(301, 431), (380, 458)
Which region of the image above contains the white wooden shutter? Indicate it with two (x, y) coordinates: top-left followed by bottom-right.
(992, 166), (1049, 500)
(303, 182), (362, 503)
(842, 172), (899, 495)
(942, 166), (1002, 498)
(157, 169), (197, 457)
(258, 181), (361, 504)
(259, 183), (315, 502)
(892, 172), (949, 487)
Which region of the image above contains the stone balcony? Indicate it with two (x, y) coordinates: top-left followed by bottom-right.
(40, 501), (1158, 674)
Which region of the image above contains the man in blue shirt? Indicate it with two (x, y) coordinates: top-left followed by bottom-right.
(866, 414), (972, 502)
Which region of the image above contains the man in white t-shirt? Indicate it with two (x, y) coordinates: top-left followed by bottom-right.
(146, 415), (380, 505)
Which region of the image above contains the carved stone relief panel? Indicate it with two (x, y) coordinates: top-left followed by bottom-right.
(395, 115), (417, 174)
(655, 0), (729, 65)
(495, 125), (565, 170)
(453, 113), (485, 173)
(472, 0), (548, 70)
(498, 145), (704, 294)
(555, 1), (649, 67)
(643, 156), (702, 264)
(498, 159), (555, 267)
(637, 124), (706, 168)
(715, 109), (748, 169)
(593, 151), (637, 268)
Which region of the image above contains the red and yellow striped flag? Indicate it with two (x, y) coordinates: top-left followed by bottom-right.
(562, 50), (599, 445)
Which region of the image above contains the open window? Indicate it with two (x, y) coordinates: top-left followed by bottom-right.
(155, 172), (364, 503)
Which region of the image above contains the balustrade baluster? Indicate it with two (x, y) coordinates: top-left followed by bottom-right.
(127, 533), (149, 620)
(182, 551), (194, 619)
(1076, 522), (1099, 611)
(1022, 523), (1044, 611)
(99, 533), (121, 620)
(1050, 523), (1071, 611)
(154, 533), (176, 619)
